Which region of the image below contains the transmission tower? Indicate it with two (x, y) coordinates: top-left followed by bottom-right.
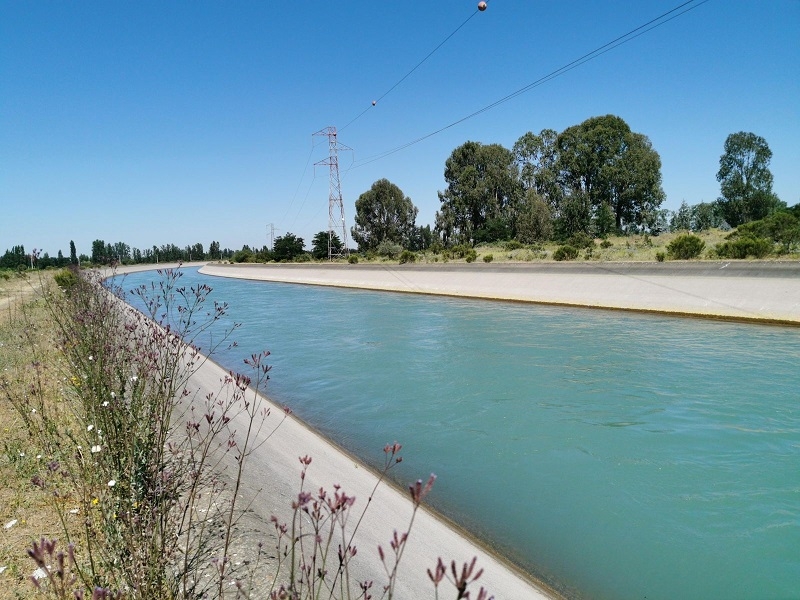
(313, 126), (351, 259)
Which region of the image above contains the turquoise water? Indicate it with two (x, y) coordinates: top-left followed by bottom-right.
(117, 268), (800, 600)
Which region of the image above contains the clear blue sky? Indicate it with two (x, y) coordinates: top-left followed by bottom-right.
(2, 1), (798, 258)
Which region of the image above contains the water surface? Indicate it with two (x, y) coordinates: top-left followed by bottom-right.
(118, 268), (800, 600)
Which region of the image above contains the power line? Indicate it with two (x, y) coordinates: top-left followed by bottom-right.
(340, 2), (487, 132)
(350, 0), (712, 169)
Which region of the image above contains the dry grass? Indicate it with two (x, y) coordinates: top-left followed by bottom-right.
(0, 272), (84, 599)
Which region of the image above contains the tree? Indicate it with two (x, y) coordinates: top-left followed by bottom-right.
(717, 132), (783, 226)
(69, 240), (78, 265)
(209, 241), (221, 260)
(556, 115), (665, 235)
(435, 141), (521, 245)
(513, 129), (560, 207)
(273, 233), (305, 261)
(516, 190), (553, 243)
(670, 201), (693, 231)
(351, 179), (418, 251)
(691, 201), (725, 231)
(91, 239), (106, 264)
(311, 231), (343, 259)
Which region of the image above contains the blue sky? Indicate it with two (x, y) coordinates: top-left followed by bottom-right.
(2, 1), (798, 258)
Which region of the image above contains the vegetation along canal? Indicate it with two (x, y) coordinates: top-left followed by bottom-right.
(118, 267), (799, 600)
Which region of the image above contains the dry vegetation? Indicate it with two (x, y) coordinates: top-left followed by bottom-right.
(0, 272), (83, 599)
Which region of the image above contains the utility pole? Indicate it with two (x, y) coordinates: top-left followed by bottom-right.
(313, 126), (351, 260)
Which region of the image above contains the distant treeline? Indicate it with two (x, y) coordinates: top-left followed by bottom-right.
(0, 240), (235, 270)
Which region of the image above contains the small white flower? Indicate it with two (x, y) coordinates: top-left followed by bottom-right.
(130, 376), (138, 383)
(91, 445), (102, 454)
(68, 508), (79, 515)
(87, 424), (94, 432)
(110, 392), (116, 399)
(36, 454), (42, 459)
(4, 519), (18, 529)
(88, 355), (94, 361)
(107, 479), (116, 487)
(31, 408), (36, 414)
(102, 401), (110, 407)
(18, 452), (24, 458)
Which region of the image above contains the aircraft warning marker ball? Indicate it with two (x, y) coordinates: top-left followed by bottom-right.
(478, 1), (487, 11)
(372, 100), (377, 106)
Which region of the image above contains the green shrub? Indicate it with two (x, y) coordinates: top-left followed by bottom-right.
(553, 245), (579, 261)
(398, 250), (416, 264)
(715, 236), (774, 259)
(53, 267), (80, 289)
(503, 240), (523, 251)
(483, 254), (494, 263)
(348, 254), (359, 264)
(666, 234), (705, 260)
(464, 248), (477, 263)
(600, 239), (613, 249)
(656, 251), (666, 262)
(376, 241), (403, 258)
(566, 232), (594, 249)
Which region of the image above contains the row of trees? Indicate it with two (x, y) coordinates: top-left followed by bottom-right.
(3, 122), (790, 267)
(347, 118), (789, 251)
(87, 240), (235, 265)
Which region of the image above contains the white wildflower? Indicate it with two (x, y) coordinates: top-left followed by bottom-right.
(110, 392), (116, 399)
(69, 508), (79, 514)
(91, 445), (101, 454)
(108, 479), (116, 487)
(130, 376), (138, 383)
(88, 355), (94, 361)
(102, 401), (110, 407)
(87, 424), (94, 432)
(4, 519), (18, 530)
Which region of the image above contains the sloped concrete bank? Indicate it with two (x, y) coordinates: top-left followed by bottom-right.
(199, 261), (800, 325)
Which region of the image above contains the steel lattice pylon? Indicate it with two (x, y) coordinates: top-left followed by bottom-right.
(313, 126), (351, 259)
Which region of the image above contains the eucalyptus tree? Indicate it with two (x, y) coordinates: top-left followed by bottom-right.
(556, 115), (665, 235)
(513, 128), (560, 207)
(435, 141), (521, 245)
(717, 132), (783, 226)
(351, 179), (418, 251)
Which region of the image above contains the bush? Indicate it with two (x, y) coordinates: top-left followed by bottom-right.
(376, 241), (403, 258)
(464, 248), (477, 263)
(503, 240), (523, 251)
(483, 254), (494, 263)
(348, 254), (359, 264)
(398, 250), (416, 264)
(656, 251), (666, 262)
(553, 245), (579, 261)
(53, 267), (80, 289)
(600, 239), (613, 249)
(666, 234), (705, 260)
(566, 232), (594, 249)
(715, 236), (774, 259)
